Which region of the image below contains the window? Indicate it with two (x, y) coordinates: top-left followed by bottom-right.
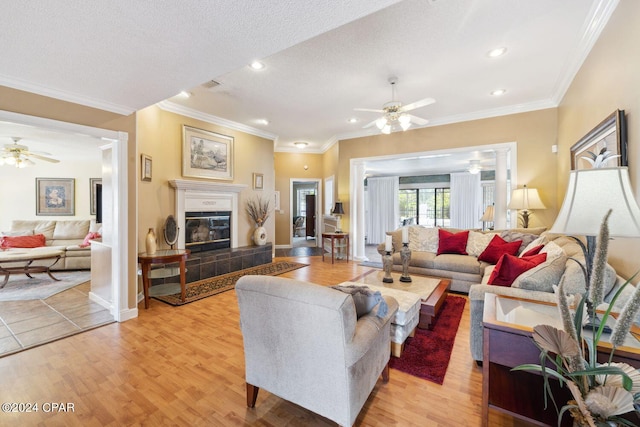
(399, 187), (450, 227)
(297, 188), (316, 217)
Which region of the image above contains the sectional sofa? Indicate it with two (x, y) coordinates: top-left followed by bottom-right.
(0, 219), (99, 270)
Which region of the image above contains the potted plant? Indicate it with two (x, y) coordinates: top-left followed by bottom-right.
(246, 196), (271, 246)
(514, 211), (640, 426)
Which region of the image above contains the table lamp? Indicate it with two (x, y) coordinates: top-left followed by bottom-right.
(508, 185), (546, 228)
(549, 167), (640, 331)
(332, 201), (345, 233)
(480, 204), (495, 230)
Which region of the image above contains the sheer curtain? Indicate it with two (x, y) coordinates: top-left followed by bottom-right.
(366, 176), (399, 244)
(450, 172), (482, 229)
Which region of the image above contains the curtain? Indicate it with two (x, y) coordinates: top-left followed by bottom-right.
(366, 176), (399, 244)
(450, 172), (482, 229)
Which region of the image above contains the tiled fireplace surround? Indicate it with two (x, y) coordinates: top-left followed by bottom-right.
(147, 180), (273, 286)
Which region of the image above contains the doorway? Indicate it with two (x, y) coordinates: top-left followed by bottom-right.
(290, 179), (321, 249)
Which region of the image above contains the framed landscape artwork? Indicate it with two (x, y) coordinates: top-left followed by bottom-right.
(570, 109), (627, 170)
(182, 125), (234, 180)
(90, 178), (102, 215)
(36, 178), (75, 216)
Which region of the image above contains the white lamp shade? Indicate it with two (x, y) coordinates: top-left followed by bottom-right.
(480, 205), (495, 222)
(508, 186), (546, 210)
(549, 167), (640, 237)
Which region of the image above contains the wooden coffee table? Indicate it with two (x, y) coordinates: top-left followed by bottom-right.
(349, 269), (451, 329)
(0, 248), (63, 288)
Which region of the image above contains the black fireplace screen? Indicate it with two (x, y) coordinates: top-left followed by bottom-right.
(185, 211), (231, 252)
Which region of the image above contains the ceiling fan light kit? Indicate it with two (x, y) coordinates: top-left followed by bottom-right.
(356, 76), (435, 135)
(0, 137), (60, 168)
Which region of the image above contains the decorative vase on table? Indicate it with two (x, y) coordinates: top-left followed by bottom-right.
(253, 225), (267, 246)
(145, 227), (157, 254)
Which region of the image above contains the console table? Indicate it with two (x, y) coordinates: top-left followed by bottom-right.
(138, 249), (190, 309)
(482, 293), (640, 427)
(321, 232), (349, 264)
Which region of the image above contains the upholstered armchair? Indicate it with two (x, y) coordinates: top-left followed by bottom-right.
(236, 275), (398, 427)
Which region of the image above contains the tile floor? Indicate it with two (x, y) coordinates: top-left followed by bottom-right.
(0, 281), (114, 357)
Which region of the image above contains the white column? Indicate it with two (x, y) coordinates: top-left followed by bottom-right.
(350, 160), (367, 261)
(493, 148), (509, 229)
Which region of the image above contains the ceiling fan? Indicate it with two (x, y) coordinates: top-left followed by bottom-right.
(355, 77), (435, 134)
(0, 137), (60, 168)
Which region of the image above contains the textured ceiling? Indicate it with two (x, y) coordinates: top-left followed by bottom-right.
(0, 0), (618, 174)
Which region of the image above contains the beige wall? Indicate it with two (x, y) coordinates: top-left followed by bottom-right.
(0, 85), (138, 309)
(557, 0), (640, 278)
(136, 105), (275, 250)
(336, 108), (559, 231)
(273, 152), (324, 245)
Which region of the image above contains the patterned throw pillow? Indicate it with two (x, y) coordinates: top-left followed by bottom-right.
(408, 226), (439, 252)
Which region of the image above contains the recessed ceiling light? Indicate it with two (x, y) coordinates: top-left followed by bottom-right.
(487, 47), (507, 58)
(257, 119), (269, 125)
(491, 89), (506, 96)
(294, 142), (308, 149)
(348, 118), (358, 123)
(250, 61), (265, 70)
(178, 91), (192, 98)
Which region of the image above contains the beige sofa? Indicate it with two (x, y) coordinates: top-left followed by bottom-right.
(377, 226), (547, 293)
(1, 220), (97, 270)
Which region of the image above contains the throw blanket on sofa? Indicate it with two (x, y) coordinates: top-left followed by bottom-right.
(332, 285), (389, 318)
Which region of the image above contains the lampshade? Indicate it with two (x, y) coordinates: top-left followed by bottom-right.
(550, 167), (640, 237)
(480, 205), (495, 222)
(507, 186), (546, 210)
(332, 201), (345, 216)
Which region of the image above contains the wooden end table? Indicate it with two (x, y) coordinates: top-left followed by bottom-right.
(322, 232), (349, 264)
(138, 249), (190, 309)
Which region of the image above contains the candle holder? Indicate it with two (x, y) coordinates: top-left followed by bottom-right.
(400, 242), (412, 282)
(382, 251), (394, 283)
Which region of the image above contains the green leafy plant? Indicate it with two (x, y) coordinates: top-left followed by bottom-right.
(246, 196), (271, 227)
(513, 211), (640, 426)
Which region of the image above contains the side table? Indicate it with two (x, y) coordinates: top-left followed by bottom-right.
(321, 232), (349, 264)
(138, 249), (190, 309)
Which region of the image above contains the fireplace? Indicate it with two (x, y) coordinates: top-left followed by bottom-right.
(185, 211), (231, 252)
(169, 179), (247, 250)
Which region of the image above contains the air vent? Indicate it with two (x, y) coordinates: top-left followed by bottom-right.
(201, 80), (220, 90)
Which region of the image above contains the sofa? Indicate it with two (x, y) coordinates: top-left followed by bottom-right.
(236, 275), (398, 427)
(0, 220), (99, 270)
(377, 225), (547, 293)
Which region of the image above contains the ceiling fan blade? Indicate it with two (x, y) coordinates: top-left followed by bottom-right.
(28, 153), (60, 163)
(354, 108), (384, 113)
(400, 97), (435, 112)
(408, 114), (429, 126)
(362, 119), (381, 129)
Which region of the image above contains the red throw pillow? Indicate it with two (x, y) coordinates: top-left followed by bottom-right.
(478, 235), (522, 264)
(488, 253), (547, 287)
(520, 244), (545, 257)
(80, 232), (102, 248)
(0, 233), (46, 249)
(437, 229), (469, 255)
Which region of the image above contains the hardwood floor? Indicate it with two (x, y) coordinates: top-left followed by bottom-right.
(0, 256), (534, 426)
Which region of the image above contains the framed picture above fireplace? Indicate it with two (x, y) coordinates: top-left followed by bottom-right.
(182, 125), (234, 180)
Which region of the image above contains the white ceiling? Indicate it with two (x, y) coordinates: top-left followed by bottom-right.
(0, 0), (617, 173)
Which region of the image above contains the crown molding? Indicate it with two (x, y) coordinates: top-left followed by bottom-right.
(0, 74), (135, 116)
(157, 101), (277, 141)
(550, 0), (619, 104)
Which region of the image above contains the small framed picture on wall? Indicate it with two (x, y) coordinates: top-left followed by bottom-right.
(253, 173), (264, 190)
(141, 154), (152, 181)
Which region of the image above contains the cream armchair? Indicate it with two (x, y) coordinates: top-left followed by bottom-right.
(236, 275), (398, 427)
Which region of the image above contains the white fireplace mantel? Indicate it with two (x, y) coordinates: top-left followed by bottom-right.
(169, 179), (248, 249)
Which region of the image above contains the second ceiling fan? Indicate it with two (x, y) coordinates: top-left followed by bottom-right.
(355, 77), (435, 134)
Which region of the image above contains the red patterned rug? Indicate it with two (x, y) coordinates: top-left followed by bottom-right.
(390, 295), (466, 385)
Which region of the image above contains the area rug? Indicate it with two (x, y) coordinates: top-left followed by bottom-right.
(0, 270), (91, 301)
(390, 295), (466, 385)
(152, 261), (308, 306)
